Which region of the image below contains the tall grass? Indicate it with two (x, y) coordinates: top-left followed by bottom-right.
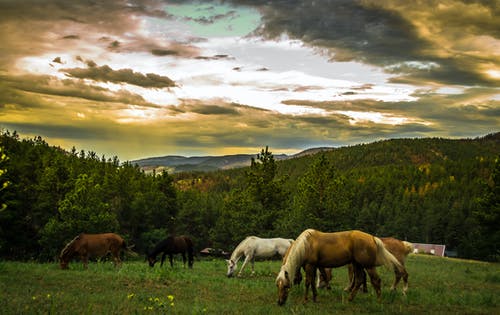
(0, 255), (498, 314)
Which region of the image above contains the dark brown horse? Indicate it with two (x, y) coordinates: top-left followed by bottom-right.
(147, 235), (194, 268)
(59, 233), (132, 269)
(318, 237), (413, 293)
(275, 229), (406, 305)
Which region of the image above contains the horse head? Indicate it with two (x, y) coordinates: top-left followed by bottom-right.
(59, 256), (69, 269)
(276, 269), (291, 306)
(146, 252), (157, 267)
(59, 234), (80, 270)
(226, 259), (237, 277)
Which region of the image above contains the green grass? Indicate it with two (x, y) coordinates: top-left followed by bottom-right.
(0, 255), (498, 314)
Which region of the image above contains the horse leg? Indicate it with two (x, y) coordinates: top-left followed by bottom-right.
(181, 252), (186, 268)
(365, 267), (382, 301)
(169, 254), (174, 267)
(344, 264), (354, 292)
(318, 267), (331, 290)
(160, 253), (167, 267)
(392, 265), (409, 294)
(304, 264), (318, 303)
(402, 268), (409, 294)
(81, 255), (89, 269)
(361, 269), (368, 293)
(113, 251), (122, 268)
(238, 255), (252, 277)
(348, 264), (364, 301)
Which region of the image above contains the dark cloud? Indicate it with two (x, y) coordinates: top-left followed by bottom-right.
(228, 0), (499, 87)
(186, 10), (239, 25)
(62, 35), (80, 40)
(195, 54), (234, 60)
(151, 49), (179, 56)
(61, 65), (176, 88)
(0, 74), (165, 109)
(182, 104), (240, 116)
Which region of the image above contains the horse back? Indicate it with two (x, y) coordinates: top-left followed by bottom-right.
(309, 231), (356, 267)
(311, 230), (379, 267)
(78, 233), (124, 257)
(380, 237), (411, 263)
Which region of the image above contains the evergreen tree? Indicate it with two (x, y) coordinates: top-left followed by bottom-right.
(39, 174), (119, 259)
(472, 156), (500, 261)
(245, 146), (287, 233)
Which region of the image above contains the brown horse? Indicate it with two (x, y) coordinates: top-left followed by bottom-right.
(147, 235), (194, 268)
(275, 229), (406, 305)
(59, 233), (131, 269)
(318, 237), (414, 293)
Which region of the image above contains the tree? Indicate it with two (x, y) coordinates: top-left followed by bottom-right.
(471, 155), (500, 261)
(244, 146), (287, 233)
(286, 154), (350, 233)
(39, 174), (119, 259)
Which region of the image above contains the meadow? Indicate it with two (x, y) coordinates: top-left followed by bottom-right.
(0, 254), (498, 315)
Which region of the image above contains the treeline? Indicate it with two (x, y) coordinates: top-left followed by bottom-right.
(0, 130), (499, 262)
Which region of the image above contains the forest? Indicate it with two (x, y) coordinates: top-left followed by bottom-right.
(0, 130), (498, 262)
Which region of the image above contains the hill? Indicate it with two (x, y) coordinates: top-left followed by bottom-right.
(132, 153), (289, 173)
(133, 133), (499, 174)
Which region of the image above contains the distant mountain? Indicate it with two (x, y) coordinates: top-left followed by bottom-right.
(132, 132), (500, 174)
(132, 153), (291, 173)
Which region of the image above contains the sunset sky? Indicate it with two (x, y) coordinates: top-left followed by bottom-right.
(1, 0), (498, 161)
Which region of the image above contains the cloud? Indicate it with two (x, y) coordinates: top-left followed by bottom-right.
(0, 0), (498, 160)
(0, 74), (162, 108)
(231, 0), (500, 87)
(61, 64), (176, 88)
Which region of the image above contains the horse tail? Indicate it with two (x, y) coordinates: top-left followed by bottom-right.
(402, 241), (414, 256)
(374, 237), (405, 274)
(276, 229), (313, 287)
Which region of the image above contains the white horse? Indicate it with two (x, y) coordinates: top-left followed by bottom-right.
(226, 236), (293, 277)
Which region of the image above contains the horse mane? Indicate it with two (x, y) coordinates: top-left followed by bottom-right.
(276, 229), (314, 286)
(230, 236), (257, 262)
(60, 233), (83, 259)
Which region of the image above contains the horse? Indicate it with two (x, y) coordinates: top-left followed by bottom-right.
(59, 233), (133, 269)
(146, 235), (194, 268)
(346, 237), (413, 293)
(318, 237), (413, 293)
(226, 236), (293, 277)
(275, 229), (406, 305)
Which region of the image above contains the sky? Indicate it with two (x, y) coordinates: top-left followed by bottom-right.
(0, 0), (499, 161)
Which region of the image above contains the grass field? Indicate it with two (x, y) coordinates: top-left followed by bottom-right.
(0, 254), (498, 314)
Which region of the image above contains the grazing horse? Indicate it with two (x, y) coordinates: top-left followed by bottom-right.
(317, 237), (413, 294)
(147, 235), (194, 268)
(347, 237), (413, 293)
(226, 236), (293, 277)
(275, 229), (406, 305)
(59, 233), (132, 269)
